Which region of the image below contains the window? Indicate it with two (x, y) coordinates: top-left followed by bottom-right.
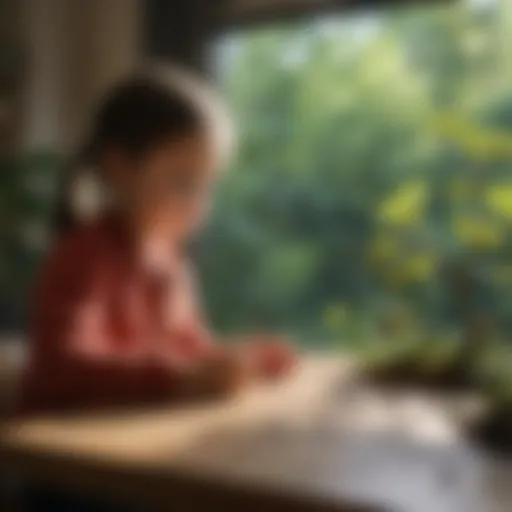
(199, 0), (508, 348)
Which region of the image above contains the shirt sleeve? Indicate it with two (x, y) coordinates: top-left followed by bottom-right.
(30, 233), (184, 410)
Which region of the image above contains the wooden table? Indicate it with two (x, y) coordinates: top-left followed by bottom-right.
(1, 357), (511, 511)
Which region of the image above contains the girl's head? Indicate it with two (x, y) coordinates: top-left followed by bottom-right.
(58, 66), (234, 244)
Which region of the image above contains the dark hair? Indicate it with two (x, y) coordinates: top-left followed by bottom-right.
(54, 68), (228, 236)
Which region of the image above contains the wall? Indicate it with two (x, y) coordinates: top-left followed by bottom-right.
(21, 0), (142, 154)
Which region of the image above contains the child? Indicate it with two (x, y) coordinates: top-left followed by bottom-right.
(19, 66), (295, 416)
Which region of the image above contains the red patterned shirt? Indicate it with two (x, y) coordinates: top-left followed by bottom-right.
(19, 214), (211, 414)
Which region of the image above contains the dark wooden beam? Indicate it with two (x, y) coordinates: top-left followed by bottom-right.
(217, 0), (453, 30)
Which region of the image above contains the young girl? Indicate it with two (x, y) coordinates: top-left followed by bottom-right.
(20, 66), (295, 416)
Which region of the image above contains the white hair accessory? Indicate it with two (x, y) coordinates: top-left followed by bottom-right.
(69, 167), (107, 221)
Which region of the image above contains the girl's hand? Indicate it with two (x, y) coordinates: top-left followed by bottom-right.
(187, 348), (250, 399)
(243, 336), (298, 381)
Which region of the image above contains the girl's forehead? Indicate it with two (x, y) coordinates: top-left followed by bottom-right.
(138, 136), (220, 181)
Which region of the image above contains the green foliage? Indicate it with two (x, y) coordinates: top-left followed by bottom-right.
(0, 152), (62, 329)
(200, 0), (512, 344)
